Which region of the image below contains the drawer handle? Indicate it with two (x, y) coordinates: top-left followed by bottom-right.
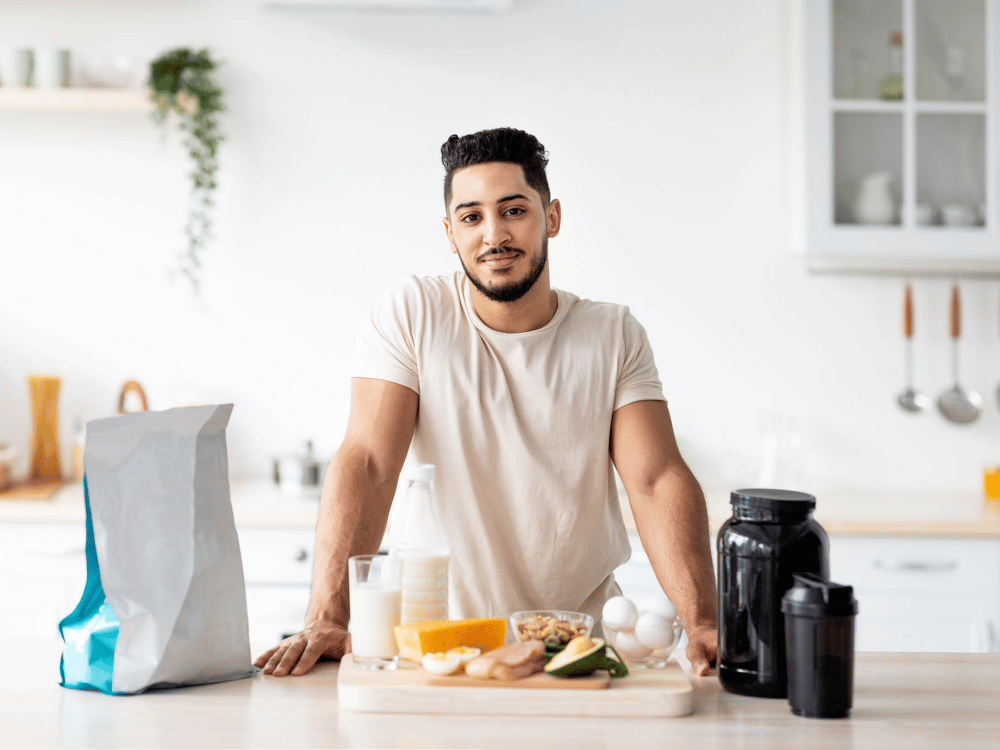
(294, 548), (309, 563)
(874, 558), (958, 573)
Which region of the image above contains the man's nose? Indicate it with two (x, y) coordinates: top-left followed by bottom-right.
(482, 215), (511, 247)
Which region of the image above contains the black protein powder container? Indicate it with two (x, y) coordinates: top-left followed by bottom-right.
(717, 489), (829, 698)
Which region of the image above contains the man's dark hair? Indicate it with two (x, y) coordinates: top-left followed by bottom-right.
(441, 127), (550, 210)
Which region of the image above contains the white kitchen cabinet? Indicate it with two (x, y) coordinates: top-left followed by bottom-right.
(0, 523), (86, 639)
(619, 530), (1000, 653)
(0, 519), (315, 646)
(803, 0), (1000, 276)
(829, 535), (1000, 652)
(237, 527), (313, 644)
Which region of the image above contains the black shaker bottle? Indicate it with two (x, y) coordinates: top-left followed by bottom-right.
(782, 572), (858, 718)
(717, 489), (829, 698)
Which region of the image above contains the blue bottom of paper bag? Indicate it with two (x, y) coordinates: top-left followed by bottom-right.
(58, 475), (121, 694)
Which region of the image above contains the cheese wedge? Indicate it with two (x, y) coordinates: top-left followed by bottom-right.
(394, 618), (506, 662)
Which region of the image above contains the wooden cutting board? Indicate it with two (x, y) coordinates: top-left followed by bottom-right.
(423, 668), (610, 690)
(0, 479), (64, 501)
(337, 655), (694, 718)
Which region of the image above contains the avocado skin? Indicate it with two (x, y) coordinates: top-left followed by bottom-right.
(544, 638), (629, 678)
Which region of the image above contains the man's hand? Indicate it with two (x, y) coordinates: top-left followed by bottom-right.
(684, 621), (718, 677)
(253, 621), (351, 677)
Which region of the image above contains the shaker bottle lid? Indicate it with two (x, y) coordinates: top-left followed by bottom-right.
(781, 572), (858, 618)
(731, 488), (816, 512)
(401, 463), (435, 482)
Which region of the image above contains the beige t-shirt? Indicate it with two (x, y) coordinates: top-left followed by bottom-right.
(353, 272), (666, 622)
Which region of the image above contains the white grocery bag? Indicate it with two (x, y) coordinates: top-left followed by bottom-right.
(59, 404), (255, 694)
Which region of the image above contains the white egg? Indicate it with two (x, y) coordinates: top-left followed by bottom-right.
(421, 651), (463, 675)
(602, 596), (638, 631)
(613, 628), (653, 659)
(446, 646), (481, 666)
(634, 612), (677, 651)
(637, 594), (677, 623)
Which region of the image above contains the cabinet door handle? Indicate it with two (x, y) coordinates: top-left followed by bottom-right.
(873, 558), (958, 573)
(294, 548), (309, 563)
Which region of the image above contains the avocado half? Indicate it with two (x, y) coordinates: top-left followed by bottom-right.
(544, 636), (629, 678)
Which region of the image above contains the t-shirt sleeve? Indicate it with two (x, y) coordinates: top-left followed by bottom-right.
(614, 309), (666, 411)
(352, 277), (421, 394)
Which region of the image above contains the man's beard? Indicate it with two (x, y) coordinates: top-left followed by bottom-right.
(457, 237), (548, 303)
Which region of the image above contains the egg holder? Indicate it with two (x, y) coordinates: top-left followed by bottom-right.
(602, 618), (685, 668)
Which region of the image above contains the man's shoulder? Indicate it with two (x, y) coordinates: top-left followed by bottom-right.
(376, 272), (464, 311)
(560, 290), (634, 326)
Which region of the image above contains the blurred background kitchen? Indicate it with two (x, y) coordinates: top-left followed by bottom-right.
(2, 0), (999, 496)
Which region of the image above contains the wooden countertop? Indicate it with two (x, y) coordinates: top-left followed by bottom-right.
(4, 639), (998, 749)
(702, 488), (1000, 538)
(2, 481), (1000, 537)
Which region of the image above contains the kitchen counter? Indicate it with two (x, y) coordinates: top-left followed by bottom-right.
(0, 481), (321, 529)
(3, 639), (997, 749)
(3, 481), (999, 537)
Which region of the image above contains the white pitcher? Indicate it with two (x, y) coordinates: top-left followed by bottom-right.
(853, 171), (897, 224)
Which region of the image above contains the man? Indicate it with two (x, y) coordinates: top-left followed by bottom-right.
(255, 127), (718, 677)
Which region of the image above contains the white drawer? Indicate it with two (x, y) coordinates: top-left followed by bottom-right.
(245, 585), (309, 644)
(851, 591), (999, 653)
(237, 528), (315, 585)
(830, 536), (1000, 594)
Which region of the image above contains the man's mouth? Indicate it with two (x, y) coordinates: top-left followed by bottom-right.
(478, 247), (523, 266)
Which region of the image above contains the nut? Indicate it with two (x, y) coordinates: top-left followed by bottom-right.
(515, 615), (588, 646)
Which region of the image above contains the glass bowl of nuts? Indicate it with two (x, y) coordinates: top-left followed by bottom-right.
(509, 610), (595, 650)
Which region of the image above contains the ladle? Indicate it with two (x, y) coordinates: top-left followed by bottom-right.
(937, 284), (982, 424)
(896, 284), (930, 413)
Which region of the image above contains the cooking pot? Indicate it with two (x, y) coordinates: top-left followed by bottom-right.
(272, 440), (327, 498)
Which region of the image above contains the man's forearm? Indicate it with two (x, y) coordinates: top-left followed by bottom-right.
(304, 447), (398, 627)
(629, 465), (717, 631)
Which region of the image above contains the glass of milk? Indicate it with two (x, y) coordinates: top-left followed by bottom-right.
(348, 554), (403, 670)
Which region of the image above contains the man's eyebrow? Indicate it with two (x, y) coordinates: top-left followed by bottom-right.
(497, 193), (529, 204)
(453, 194), (531, 213)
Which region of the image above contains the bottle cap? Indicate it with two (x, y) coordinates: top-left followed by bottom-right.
(731, 488), (816, 514)
(781, 572), (858, 618)
(401, 463), (435, 483)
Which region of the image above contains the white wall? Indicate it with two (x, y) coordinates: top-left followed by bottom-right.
(1, 0), (998, 498)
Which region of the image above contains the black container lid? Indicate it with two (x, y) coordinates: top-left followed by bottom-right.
(730, 488), (816, 514)
(781, 572), (858, 618)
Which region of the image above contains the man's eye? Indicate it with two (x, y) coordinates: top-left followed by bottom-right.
(461, 213), (480, 222)
(505, 207), (524, 216)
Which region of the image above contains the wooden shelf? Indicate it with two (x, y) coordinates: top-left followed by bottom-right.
(264, 0), (512, 9)
(0, 88), (153, 112)
(807, 255), (1000, 279)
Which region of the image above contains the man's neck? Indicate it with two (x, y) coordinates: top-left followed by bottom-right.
(468, 273), (558, 334)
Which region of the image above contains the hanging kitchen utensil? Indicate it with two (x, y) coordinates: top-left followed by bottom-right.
(897, 284), (930, 413)
(937, 284), (982, 424)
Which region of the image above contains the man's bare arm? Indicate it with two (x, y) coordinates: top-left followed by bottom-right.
(609, 399), (717, 676)
(254, 377), (418, 676)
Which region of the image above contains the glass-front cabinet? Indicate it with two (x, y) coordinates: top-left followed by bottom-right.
(805, 0), (1000, 275)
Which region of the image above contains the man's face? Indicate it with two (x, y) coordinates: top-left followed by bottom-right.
(444, 162), (560, 303)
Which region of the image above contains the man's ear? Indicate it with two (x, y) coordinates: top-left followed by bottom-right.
(546, 198), (562, 238)
(443, 216), (456, 253)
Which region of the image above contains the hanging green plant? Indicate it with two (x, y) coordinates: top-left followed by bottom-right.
(148, 47), (225, 296)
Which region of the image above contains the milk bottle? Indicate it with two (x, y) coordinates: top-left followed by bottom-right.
(390, 463), (450, 624)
